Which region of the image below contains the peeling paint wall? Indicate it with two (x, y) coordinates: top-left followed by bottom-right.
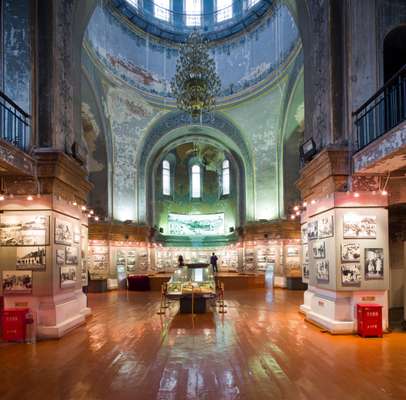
(3, 0), (31, 113)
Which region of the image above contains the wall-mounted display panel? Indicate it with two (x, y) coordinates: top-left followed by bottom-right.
(55, 218), (73, 245)
(168, 213), (225, 236)
(60, 266), (77, 288)
(16, 246), (46, 271)
(2, 270), (32, 293)
(0, 214), (49, 246)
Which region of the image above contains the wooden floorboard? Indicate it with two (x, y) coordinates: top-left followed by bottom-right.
(0, 288), (405, 400)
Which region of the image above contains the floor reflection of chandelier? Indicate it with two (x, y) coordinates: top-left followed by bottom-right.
(171, 32), (221, 118)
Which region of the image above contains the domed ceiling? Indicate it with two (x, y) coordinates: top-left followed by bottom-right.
(84, 0), (301, 103)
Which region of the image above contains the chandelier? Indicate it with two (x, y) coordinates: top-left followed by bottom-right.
(171, 32), (221, 118)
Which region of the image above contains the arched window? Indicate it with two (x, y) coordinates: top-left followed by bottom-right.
(162, 160), (171, 195)
(154, 0), (170, 22)
(222, 159), (230, 195)
(216, 0), (233, 22)
(125, 0), (138, 8)
(185, 0), (202, 27)
(191, 164), (201, 198)
(247, 0), (260, 9)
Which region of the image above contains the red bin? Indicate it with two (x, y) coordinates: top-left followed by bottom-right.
(2, 308), (29, 342)
(357, 304), (383, 338)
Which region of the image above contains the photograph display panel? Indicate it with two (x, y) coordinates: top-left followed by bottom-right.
(318, 215), (334, 238)
(341, 263), (361, 287)
(307, 221), (318, 241)
(343, 215), (376, 239)
(301, 225), (308, 244)
(56, 248), (65, 265)
(65, 246), (79, 265)
(303, 263), (309, 280)
(316, 260), (329, 283)
(341, 243), (361, 262)
(55, 219), (73, 245)
(3, 270), (32, 293)
(312, 241), (326, 259)
(365, 248), (384, 280)
(16, 246), (46, 271)
(287, 246), (299, 257)
(0, 215), (49, 246)
(60, 266), (77, 288)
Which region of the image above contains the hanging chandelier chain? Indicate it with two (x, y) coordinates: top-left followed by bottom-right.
(171, 31), (221, 118)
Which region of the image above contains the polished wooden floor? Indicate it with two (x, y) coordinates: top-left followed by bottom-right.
(1, 288), (406, 400)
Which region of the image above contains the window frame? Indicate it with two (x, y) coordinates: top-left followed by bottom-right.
(154, 0), (171, 23)
(190, 163), (202, 200)
(184, 0), (202, 27)
(216, 0), (233, 23)
(221, 159), (230, 196)
(162, 159), (171, 196)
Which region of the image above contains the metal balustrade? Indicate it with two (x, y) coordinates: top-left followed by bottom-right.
(353, 65), (406, 151)
(0, 91), (30, 152)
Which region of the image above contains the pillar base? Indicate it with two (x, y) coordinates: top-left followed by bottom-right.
(301, 286), (388, 334)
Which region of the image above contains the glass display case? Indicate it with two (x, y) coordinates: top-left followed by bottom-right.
(166, 267), (216, 296)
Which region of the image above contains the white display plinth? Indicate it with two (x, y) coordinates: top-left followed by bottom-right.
(301, 286), (389, 334)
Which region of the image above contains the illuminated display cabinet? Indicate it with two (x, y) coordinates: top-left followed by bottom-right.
(166, 267), (216, 296)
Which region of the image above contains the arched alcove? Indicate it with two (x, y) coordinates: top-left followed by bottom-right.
(148, 137), (245, 239)
(384, 25), (406, 82)
(136, 111), (254, 225)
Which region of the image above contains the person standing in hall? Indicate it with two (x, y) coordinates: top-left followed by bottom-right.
(210, 252), (218, 274)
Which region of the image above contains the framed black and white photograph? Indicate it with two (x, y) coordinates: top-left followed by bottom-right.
(343, 215), (377, 239)
(307, 220), (318, 240)
(55, 218), (73, 245)
(303, 244), (309, 262)
(312, 240), (326, 259)
(0, 214), (49, 246)
(56, 248), (65, 265)
(16, 246), (46, 271)
(365, 248), (384, 280)
(316, 260), (329, 283)
(287, 246), (299, 257)
(2, 270), (32, 293)
(341, 263), (361, 287)
(73, 229), (80, 244)
(65, 246), (79, 265)
(341, 243), (361, 262)
(60, 266), (76, 288)
(318, 215), (334, 238)
(303, 263), (309, 280)
(301, 225), (308, 244)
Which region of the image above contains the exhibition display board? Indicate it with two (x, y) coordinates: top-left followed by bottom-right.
(300, 192), (389, 333)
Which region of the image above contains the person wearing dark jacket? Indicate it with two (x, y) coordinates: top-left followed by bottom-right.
(210, 252), (218, 273)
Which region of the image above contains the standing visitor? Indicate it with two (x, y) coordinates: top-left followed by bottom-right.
(210, 252), (218, 273)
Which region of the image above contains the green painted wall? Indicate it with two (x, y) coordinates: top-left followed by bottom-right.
(154, 143), (238, 235)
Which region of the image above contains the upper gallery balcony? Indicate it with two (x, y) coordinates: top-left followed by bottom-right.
(0, 90), (34, 176)
(353, 65), (406, 174)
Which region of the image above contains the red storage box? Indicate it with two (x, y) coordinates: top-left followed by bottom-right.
(2, 308), (29, 342)
(357, 304), (383, 338)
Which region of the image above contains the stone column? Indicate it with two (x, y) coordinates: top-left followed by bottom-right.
(1, 150), (93, 338)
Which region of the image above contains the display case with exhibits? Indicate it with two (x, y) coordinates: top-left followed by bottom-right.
(166, 267), (216, 296)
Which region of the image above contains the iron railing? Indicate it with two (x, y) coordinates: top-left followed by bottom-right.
(353, 65), (406, 151)
(0, 91), (30, 151)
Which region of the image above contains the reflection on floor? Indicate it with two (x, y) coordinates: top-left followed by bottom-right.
(1, 288), (406, 400)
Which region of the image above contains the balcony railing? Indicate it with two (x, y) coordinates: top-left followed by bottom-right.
(353, 65), (406, 151)
(0, 91), (30, 152)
